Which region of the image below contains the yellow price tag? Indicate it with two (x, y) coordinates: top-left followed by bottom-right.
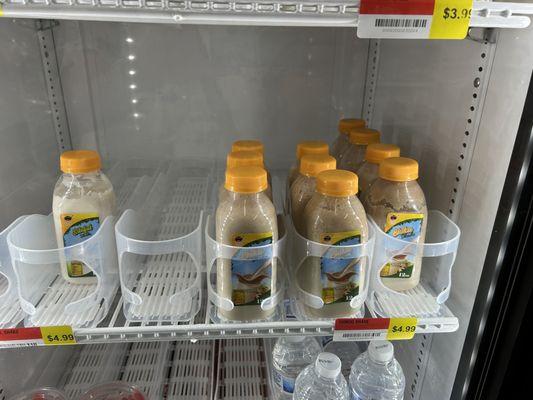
(41, 326), (76, 346)
(386, 318), (418, 340)
(430, 0), (473, 39)
(0, 6), (3, 17)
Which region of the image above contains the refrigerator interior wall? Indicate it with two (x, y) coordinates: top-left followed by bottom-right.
(0, 20), (59, 229)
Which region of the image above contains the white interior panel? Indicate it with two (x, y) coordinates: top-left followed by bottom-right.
(54, 23), (368, 166)
(0, 20), (59, 229)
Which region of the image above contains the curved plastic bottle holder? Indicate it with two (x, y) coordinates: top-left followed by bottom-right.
(205, 214), (287, 323)
(115, 165), (209, 323)
(7, 214), (118, 328)
(80, 382), (147, 400)
(288, 219), (375, 321)
(0, 217), (26, 328)
(367, 210), (461, 318)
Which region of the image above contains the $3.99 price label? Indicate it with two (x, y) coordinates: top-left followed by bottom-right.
(0, 326), (76, 348)
(333, 317), (418, 341)
(358, 0), (474, 40)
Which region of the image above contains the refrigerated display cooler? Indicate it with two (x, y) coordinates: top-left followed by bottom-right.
(0, 1), (532, 399)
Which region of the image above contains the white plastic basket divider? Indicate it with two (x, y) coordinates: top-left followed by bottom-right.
(166, 340), (215, 400)
(288, 218), (375, 321)
(367, 210), (461, 318)
(215, 339), (269, 400)
(7, 214), (118, 328)
(115, 164), (209, 324)
(62, 343), (129, 398)
(0, 216), (26, 328)
(121, 341), (172, 399)
(205, 214), (288, 323)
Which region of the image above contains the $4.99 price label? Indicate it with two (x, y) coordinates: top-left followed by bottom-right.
(0, 326), (76, 348)
(358, 0), (473, 40)
(333, 318), (418, 341)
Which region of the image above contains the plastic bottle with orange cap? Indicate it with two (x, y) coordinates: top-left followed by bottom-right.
(357, 143), (401, 199)
(331, 118), (366, 162)
(215, 164), (278, 321)
(364, 157), (428, 292)
(52, 150), (116, 284)
(287, 141), (330, 189)
(298, 169), (369, 318)
(338, 127), (381, 173)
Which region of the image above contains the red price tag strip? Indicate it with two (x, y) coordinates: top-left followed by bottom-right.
(0, 326), (76, 348)
(333, 318), (418, 341)
(357, 0), (472, 40)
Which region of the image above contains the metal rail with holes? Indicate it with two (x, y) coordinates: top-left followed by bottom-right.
(0, 1), (533, 28)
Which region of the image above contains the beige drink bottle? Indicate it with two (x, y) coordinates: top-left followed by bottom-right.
(331, 118), (366, 162)
(339, 128), (380, 173)
(52, 150), (116, 284)
(301, 170), (368, 318)
(365, 157), (428, 292)
(357, 143), (400, 200)
(287, 141), (329, 189)
(290, 154), (336, 235)
(216, 166), (278, 321)
(222, 151), (272, 201)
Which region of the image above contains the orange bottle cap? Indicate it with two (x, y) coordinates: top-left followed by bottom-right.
(299, 154), (337, 177)
(60, 150), (101, 174)
(231, 140), (264, 154)
(226, 151), (264, 169)
(348, 128), (381, 145)
(296, 141), (329, 160)
(338, 118), (366, 135)
(365, 143), (401, 164)
(224, 166), (268, 193)
(316, 169), (358, 197)
(379, 157), (419, 182)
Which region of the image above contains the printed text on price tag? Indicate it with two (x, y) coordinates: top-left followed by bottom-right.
(333, 318), (418, 341)
(0, 326), (76, 348)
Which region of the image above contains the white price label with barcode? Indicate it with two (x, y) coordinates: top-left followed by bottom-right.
(358, 14), (432, 39)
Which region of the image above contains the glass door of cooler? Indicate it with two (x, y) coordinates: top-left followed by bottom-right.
(0, 2), (533, 400)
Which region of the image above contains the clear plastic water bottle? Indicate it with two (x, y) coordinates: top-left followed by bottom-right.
(293, 352), (350, 400)
(349, 341), (405, 400)
(271, 336), (322, 399)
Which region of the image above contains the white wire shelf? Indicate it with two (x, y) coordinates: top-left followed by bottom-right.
(0, 1), (532, 29)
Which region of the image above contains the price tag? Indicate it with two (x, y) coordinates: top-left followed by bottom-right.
(41, 326), (76, 345)
(357, 0), (472, 40)
(430, 0), (473, 39)
(333, 317), (418, 341)
(387, 318), (418, 340)
(0, 326), (76, 348)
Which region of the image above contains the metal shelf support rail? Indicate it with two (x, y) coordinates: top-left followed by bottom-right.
(0, 1), (532, 28)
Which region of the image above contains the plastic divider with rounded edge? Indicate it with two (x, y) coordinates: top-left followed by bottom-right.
(115, 164), (209, 324)
(205, 214), (287, 323)
(0, 216), (26, 328)
(367, 210), (461, 318)
(288, 219), (375, 321)
(7, 214), (118, 328)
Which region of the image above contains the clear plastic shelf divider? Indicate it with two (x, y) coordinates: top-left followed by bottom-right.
(368, 210), (461, 318)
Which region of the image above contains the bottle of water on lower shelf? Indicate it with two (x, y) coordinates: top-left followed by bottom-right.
(349, 341), (405, 400)
(271, 336), (321, 399)
(293, 352), (350, 400)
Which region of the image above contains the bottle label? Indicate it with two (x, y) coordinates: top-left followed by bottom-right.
(320, 231), (362, 304)
(231, 232), (273, 306)
(61, 213), (100, 278)
(273, 369), (296, 394)
(381, 212), (424, 279)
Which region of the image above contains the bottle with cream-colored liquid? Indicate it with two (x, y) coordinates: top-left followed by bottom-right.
(357, 143), (400, 200)
(52, 150), (116, 284)
(221, 150), (272, 201)
(365, 157), (428, 292)
(301, 170), (368, 319)
(331, 118), (366, 163)
(339, 128), (380, 173)
(216, 166), (278, 321)
(287, 141), (329, 189)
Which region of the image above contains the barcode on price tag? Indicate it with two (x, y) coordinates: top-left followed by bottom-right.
(0, 326), (76, 348)
(333, 318), (418, 341)
(358, 0), (473, 40)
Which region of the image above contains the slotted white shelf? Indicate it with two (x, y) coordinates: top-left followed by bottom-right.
(215, 339), (270, 400)
(373, 283), (441, 318)
(1, 1), (532, 29)
(0, 276), (24, 328)
(167, 341), (214, 399)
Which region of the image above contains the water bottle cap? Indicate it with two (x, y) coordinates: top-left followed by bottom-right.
(315, 352), (341, 380)
(285, 336), (306, 343)
(368, 340), (394, 363)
